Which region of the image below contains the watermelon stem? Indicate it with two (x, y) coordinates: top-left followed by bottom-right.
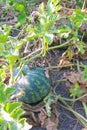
(21, 38), (73, 63)
(45, 64), (74, 70)
(14, 63), (24, 81)
(9, 64), (14, 85)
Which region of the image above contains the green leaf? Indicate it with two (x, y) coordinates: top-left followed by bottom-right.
(11, 108), (24, 120)
(19, 118), (25, 125)
(76, 41), (85, 54)
(14, 3), (25, 12)
(17, 12), (26, 25)
(58, 25), (71, 38)
(5, 87), (15, 98)
(8, 122), (18, 130)
(0, 44), (5, 50)
(70, 83), (83, 97)
(46, 0), (62, 14)
(6, 54), (19, 65)
(44, 93), (56, 116)
(82, 71), (87, 80)
(38, 2), (45, 14)
(0, 69), (6, 82)
(51, 0), (60, 5)
(15, 11), (26, 28)
(0, 101), (28, 130)
(0, 84), (7, 103)
(0, 35), (8, 43)
(81, 65), (87, 81)
(46, 1), (55, 13)
(0, 25), (11, 43)
(76, 0), (83, 8)
(70, 9), (85, 28)
(0, 123), (8, 130)
(4, 102), (22, 113)
(44, 33), (54, 45)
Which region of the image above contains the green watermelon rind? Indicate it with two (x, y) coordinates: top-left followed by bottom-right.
(13, 66), (51, 104)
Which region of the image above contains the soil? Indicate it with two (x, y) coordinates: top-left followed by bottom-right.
(0, 1), (87, 130)
(29, 49), (86, 130)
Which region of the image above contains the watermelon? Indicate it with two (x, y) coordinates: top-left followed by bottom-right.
(13, 66), (51, 104)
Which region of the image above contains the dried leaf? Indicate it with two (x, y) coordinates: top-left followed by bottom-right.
(64, 71), (87, 102)
(58, 58), (72, 66)
(39, 105), (59, 130)
(80, 50), (87, 60)
(82, 127), (87, 130)
(22, 102), (59, 129)
(58, 48), (78, 67)
(58, 51), (72, 66)
(64, 71), (87, 84)
(22, 102), (44, 126)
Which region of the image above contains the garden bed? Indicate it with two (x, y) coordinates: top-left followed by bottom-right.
(0, 0), (87, 130)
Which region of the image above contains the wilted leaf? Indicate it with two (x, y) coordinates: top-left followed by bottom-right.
(22, 101), (59, 130)
(58, 51), (73, 66)
(64, 71), (83, 83)
(39, 105), (59, 130)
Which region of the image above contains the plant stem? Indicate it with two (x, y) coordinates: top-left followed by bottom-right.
(9, 64), (14, 85)
(75, 94), (87, 102)
(22, 48), (42, 60)
(22, 51), (43, 64)
(45, 64), (74, 70)
(14, 63), (24, 81)
(59, 93), (87, 102)
(22, 38), (73, 61)
(82, 0), (86, 10)
(48, 38), (73, 50)
(14, 50), (43, 81)
(58, 96), (87, 127)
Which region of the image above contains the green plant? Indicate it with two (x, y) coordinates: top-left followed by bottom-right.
(0, 0), (37, 27)
(0, 25), (32, 129)
(0, 25), (21, 84)
(69, 82), (83, 100)
(68, 9), (87, 53)
(75, 0), (84, 8)
(54, 9), (87, 55)
(81, 64), (87, 81)
(0, 0), (87, 129)
(24, 0), (62, 56)
(0, 81), (31, 130)
(21, 1), (87, 58)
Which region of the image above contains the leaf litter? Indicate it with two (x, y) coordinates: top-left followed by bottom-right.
(22, 102), (59, 130)
(64, 71), (87, 102)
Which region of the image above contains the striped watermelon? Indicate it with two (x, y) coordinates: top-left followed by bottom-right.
(13, 66), (51, 104)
